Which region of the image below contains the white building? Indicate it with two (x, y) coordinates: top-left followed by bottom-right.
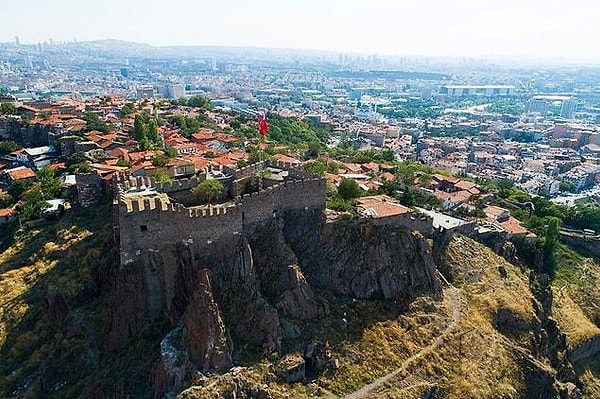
(440, 85), (515, 97)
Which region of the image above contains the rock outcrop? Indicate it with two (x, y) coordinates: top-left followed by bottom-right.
(284, 213), (442, 301)
(182, 269), (232, 372)
(44, 292), (69, 332)
(104, 209), (442, 397)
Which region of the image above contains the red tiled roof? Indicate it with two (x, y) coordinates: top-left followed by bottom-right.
(214, 133), (240, 143)
(273, 153), (300, 164)
(0, 208), (17, 218)
(356, 195), (412, 218)
(108, 148), (130, 161)
(433, 174), (460, 184)
(7, 167), (36, 180)
(184, 155), (211, 170)
(48, 162), (66, 172)
(380, 172), (395, 181)
(191, 131), (214, 142)
(454, 180), (477, 191)
(0, 208), (16, 218)
(324, 173), (342, 185)
(211, 156), (237, 167)
(342, 163), (363, 173)
(484, 205), (510, 217)
(227, 149), (248, 160)
(448, 190), (472, 204)
(361, 162), (379, 172)
(497, 216), (531, 236)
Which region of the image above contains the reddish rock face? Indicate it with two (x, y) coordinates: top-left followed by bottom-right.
(103, 209), (443, 397)
(182, 269), (232, 373)
(44, 292), (69, 331)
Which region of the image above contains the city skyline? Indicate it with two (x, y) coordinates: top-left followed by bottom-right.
(2, 0), (599, 59)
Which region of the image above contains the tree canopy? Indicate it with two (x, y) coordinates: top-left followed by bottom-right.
(84, 111), (110, 133)
(133, 112), (161, 150)
(1, 103), (17, 115)
(0, 140), (21, 155)
(190, 179), (223, 204)
(337, 178), (361, 200)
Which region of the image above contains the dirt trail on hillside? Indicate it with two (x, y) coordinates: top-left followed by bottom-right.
(341, 281), (461, 399)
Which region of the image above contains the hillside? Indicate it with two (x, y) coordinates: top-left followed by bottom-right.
(178, 236), (600, 399)
(1, 204), (600, 398)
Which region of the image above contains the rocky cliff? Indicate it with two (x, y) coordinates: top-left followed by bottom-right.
(103, 209), (442, 396)
(3, 203), (600, 398)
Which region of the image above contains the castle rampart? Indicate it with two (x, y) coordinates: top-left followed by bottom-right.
(115, 169), (326, 266)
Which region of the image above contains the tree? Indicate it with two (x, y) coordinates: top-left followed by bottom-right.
(0, 193), (13, 208)
(37, 167), (61, 199)
(20, 184), (47, 221)
(541, 216), (561, 274)
(304, 160), (328, 176)
(190, 179), (223, 204)
(147, 118), (159, 144)
(7, 179), (32, 200)
(305, 141), (321, 158)
(1, 103), (17, 115)
(230, 118), (242, 130)
(0, 140), (21, 155)
(163, 146), (178, 158)
(497, 179), (514, 198)
(84, 111), (109, 133)
(116, 158), (132, 167)
(380, 179), (400, 197)
(68, 162), (93, 173)
(153, 170), (172, 186)
(152, 154), (169, 167)
(338, 178), (361, 200)
(187, 95), (212, 110)
(122, 103), (136, 116)
(134, 112), (162, 149)
(559, 181), (575, 193)
(133, 113), (149, 141)
(396, 162), (418, 186)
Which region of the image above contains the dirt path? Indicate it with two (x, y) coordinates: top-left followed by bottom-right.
(341, 282), (462, 399)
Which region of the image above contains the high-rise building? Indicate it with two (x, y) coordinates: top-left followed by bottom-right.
(14, 36), (20, 46)
(136, 85), (156, 100)
(527, 98), (549, 115)
(560, 98), (576, 119)
(167, 84), (185, 99)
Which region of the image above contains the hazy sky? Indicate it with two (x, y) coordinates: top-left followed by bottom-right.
(1, 0), (598, 57)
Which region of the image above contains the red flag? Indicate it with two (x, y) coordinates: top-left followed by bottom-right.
(258, 114), (268, 135)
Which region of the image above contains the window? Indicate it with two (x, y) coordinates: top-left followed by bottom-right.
(140, 225), (148, 232)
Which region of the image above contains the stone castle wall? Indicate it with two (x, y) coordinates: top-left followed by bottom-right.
(116, 172), (326, 265)
(368, 213), (434, 236)
(118, 198), (243, 266)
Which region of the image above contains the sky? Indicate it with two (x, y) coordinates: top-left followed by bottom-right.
(1, 0), (598, 58)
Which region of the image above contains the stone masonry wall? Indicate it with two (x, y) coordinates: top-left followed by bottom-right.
(118, 199), (243, 266)
(368, 213), (434, 236)
(117, 175), (326, 265)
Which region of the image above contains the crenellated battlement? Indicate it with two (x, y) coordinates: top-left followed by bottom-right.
(157, 176), (201, 193)
(118, 177), (324, 216)
(270, 159), (302, 170)
(231, 161), (267, 179)
(115, 166), (326, 266)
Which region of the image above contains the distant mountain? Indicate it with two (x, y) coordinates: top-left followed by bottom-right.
(65, 39), (340, 61)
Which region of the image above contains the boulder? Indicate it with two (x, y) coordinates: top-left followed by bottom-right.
(273, 353), (305, 383)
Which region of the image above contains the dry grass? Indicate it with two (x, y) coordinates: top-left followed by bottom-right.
(341, 236), (534, 399)
(0, 204), (113, 397)
(553, 287), (600, 347)
(181, 235), (541, 399)
(553, 244), (600, 326)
